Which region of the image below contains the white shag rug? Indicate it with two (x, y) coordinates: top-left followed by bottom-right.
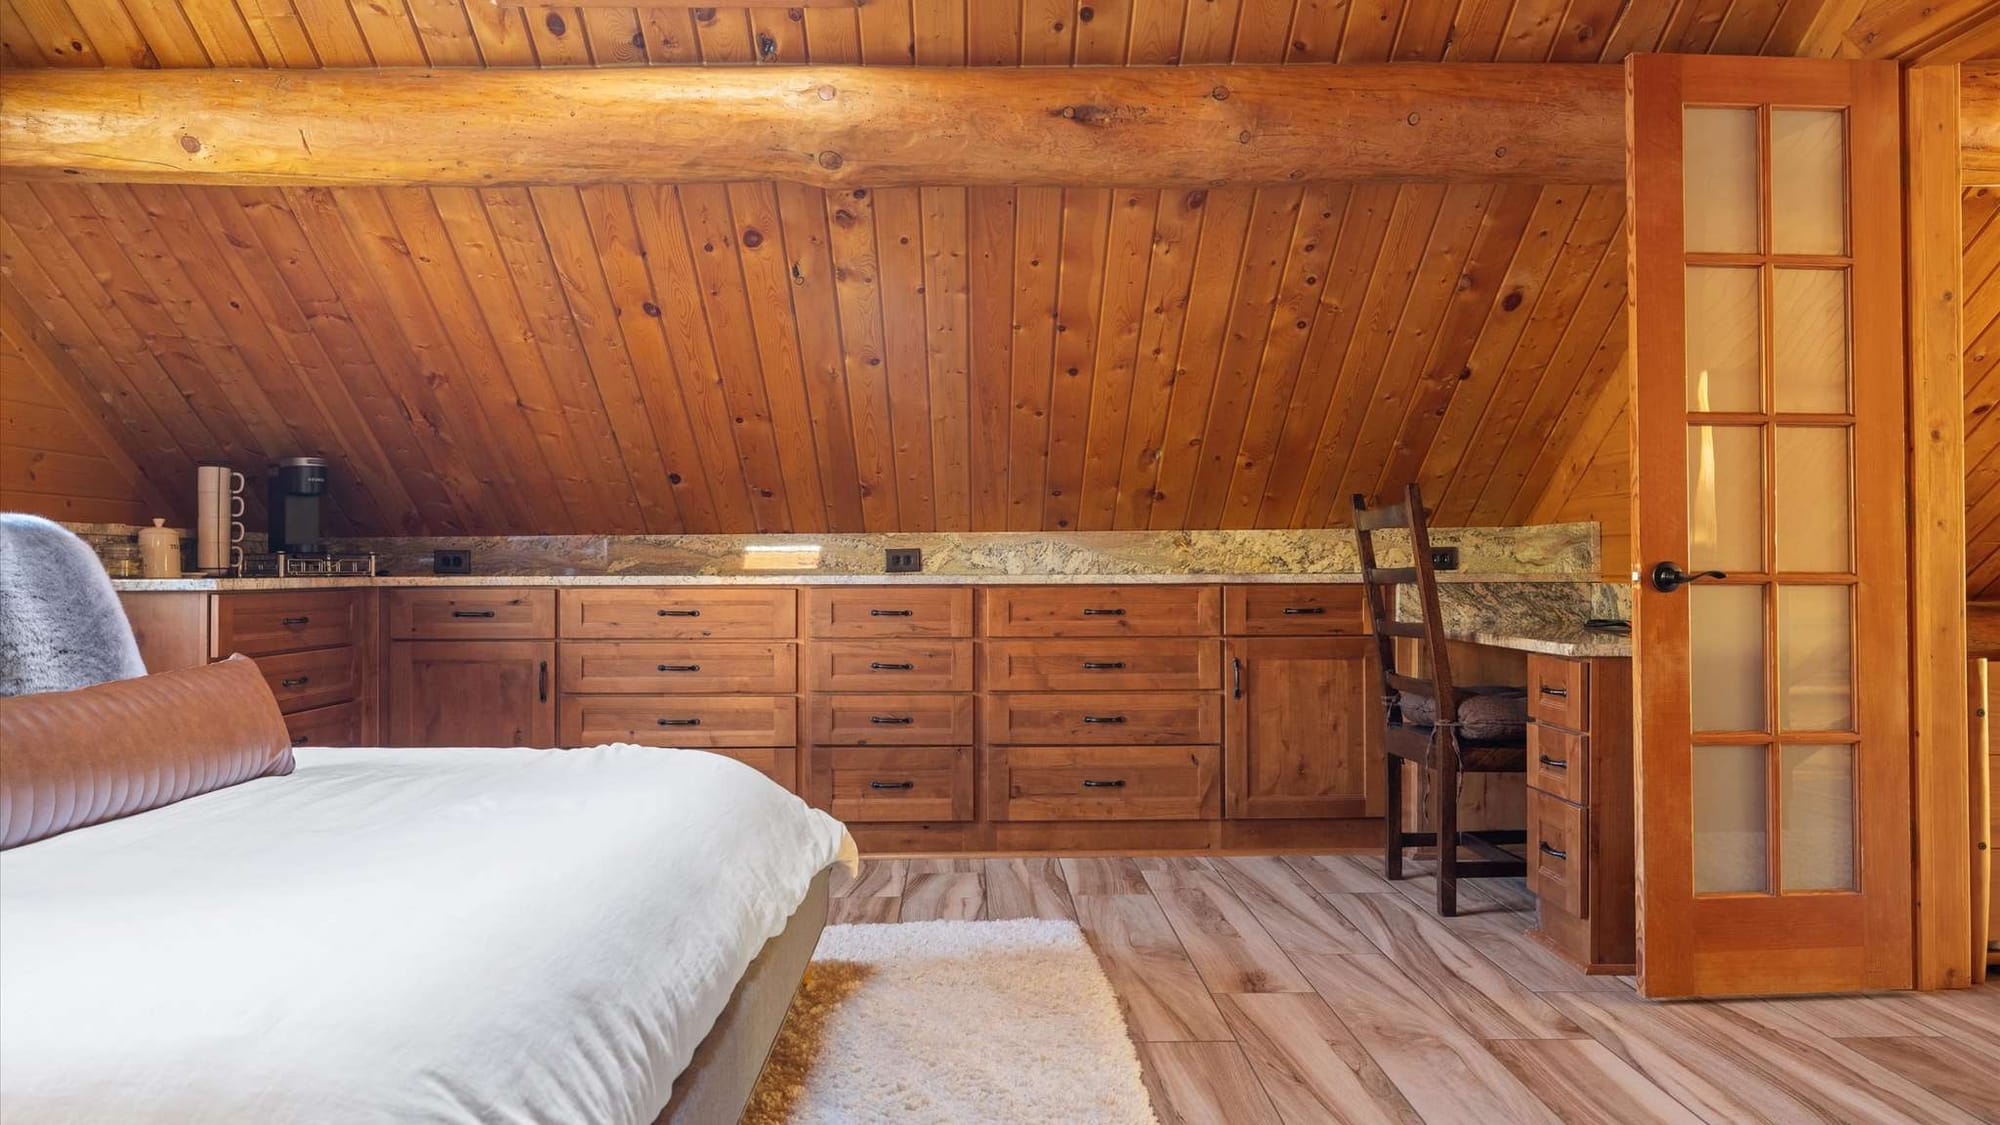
(746, 918), (1158, 1125)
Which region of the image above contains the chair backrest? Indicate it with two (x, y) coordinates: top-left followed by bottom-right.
(1351, 483), (1459, 729)
(0, 513), (146, 697)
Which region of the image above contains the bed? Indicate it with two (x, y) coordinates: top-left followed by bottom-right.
(0, 742), (854, 1124)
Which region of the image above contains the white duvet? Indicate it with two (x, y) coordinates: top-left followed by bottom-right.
(0, 744), (854, 1124)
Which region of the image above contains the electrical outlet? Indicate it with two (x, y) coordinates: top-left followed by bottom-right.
(885, 547), (922, 574)
(434, 548), (472, 575)
(1430, 546), (1460, 571)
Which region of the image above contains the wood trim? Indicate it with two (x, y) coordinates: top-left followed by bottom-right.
(1971, 658), (1991, 984)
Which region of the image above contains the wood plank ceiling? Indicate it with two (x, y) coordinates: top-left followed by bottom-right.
(0, 0), (1986, 538)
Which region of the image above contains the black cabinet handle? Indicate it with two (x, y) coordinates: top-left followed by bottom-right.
(280, 676), (310, 688)
(1539, 842), (1568, 861)
(869, 662), (915, 671)
(1082, 715), (1127, 724)
(657, 663), (700, 673)
(868, 780), (915, 790)
(657, 608), (701, 617)
(1233, 656), (1244, 700)
(1539, 685), (1568, 699)
(1081, 607), (1126, 616)
(1082, 661), (1126, 670)
(1538, 753), (1569, 770)
(452, 609), (497, 619)
(868, 608), (914, 617)
(656, 717), (702, 727)
(1282, 606), (1327, 616)
(281, 616), (310, 626)
(1081, 779), (1127, 789)
(869, 715), (914, 725)
(538, 660), (548, 702)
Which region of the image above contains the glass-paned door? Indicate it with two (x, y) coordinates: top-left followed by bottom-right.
(1628, 54), (1911, 998)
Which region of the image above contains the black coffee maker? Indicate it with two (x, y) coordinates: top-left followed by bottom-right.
(267, 456), (329, 555)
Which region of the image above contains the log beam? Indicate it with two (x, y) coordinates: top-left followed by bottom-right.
(1964, 62), (2000, 187)
(0, 64), (1625, 189)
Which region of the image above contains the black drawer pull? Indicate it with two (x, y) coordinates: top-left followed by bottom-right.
(1538, 754), (1569, 770)
(1081, 607), (1126, 616)
(656, 717), (702, 727)
(1282, 606), (1327, 616)
(1082, 661), (1126, 670)
(657, 663), (701, 673)
(868, 608), (915, 617)
(869, 662), (915, 671)
(869, 715), (914, 725)
(1082, 715), (1127, 724)
(658, 608), (702, 617)
(452, 609), (497, 619)
(868, 780), (915, 790)
(1539, 841), (1568, 861)
(280, 616), (310, 626)
(1539, 685), (1569, 698)
(279, 676), (310, 688)
(1081, 779), (1127, 789)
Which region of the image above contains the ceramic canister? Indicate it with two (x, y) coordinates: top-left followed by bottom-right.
(138, 518), (183, 578)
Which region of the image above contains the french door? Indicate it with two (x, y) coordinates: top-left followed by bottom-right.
(1628, 55), (1911, 997)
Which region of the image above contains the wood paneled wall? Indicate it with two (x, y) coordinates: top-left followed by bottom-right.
(1963, 186), (2000, 595)
(0, 302), (164, 524)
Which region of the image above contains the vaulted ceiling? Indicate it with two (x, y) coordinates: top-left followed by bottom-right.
(0, 0), (1989, 537)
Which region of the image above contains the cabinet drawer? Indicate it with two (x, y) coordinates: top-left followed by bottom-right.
(821, 746), (974, 822)
(1224, 585), (1366, 635)
(214, 590), (363, 656)
(979, 586), (1219, 637)
(808, 641), (972, 693)
(700, 747), (797, 793)
(997, 745), (1219, 820)
(560, 694), (796, 749)
(981, 692), (1221, 745)
(1528, 655), (1589, 729)
(561, 641), (796, 694)
(1529, 789), (1589, 919)
(809, 694), (976, 746)
(1527, 724), (1589, 804)
(807, 587), (972, 638)
(978, 640), (1220, 692)
(387, 588), (555, 640)
(284, 701), (363, 748)
(558, 588), (797, 640)
(256, 645), (362, 714)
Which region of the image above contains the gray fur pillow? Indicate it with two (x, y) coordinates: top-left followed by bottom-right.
(0, 513), (146, 697)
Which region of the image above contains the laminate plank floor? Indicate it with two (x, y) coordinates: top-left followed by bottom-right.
(822, 852), (2000, 1123)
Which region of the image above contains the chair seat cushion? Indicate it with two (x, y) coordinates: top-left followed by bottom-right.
(1397, 685), (1529, 744)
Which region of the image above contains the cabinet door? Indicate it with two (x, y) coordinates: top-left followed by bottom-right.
(1225, 637), (1376, 819)
(387, 641), (555, 748)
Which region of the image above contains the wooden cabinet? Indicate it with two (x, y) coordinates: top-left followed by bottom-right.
(558, 588), (796, 639)
(1523, 653), (1634, 975)
(214, 590), (365, 656)
(807, 587), (972, 638)
(1224, 636), (1376, 819)
(980, 585), (1219, 637)
(386, 588), (555, 640)
(387, 640), (555, 748)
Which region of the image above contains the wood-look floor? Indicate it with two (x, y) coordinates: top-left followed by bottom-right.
(826, 852), (2000, 1124)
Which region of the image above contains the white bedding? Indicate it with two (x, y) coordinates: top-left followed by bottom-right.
(0, 744), (854, 1125)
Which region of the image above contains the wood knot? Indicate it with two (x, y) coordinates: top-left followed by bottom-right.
(641, 301), (662, 318)
(178, 134), (201, 154)
(817, 85), (837, 101)
(742, 227), (764, 248)
(1406, 112), (1420, 126)
(1501, 290), (1524, 312)
(1211, 85), (1229, 101)
(1079, 5), (1094, 20)
(817, 150), (843, 170)
(544, 11), (566, 35)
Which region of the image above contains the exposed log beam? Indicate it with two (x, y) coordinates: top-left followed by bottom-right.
(0, 64), (1624, 189)
(1965, 63), (2000, 187)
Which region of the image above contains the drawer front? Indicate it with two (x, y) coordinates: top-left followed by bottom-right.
(1527, 655), (1589, 729)
(387, 588), (555, 640)
(284, 701), (363, 747)
(561, 641), (796, 694)
(979, 586), (1219, 638)
(998, 745), (1220, 820)
(978, 640), (1220, 692)
(700, 747), (797, 793)
(214, 590), (363, 656)
(560, 694), (796, 749)
(1527, 724), (1589, 804)
(1224, 585), (1367, 635)
(808, 641), (973, 693)
(558, 588), (797, 640)
(257, 645), (361, 713)
(810, 694), (976, 746)
(806, 587), (972, 638)
(822, 746), (974, 822)
(1528, 790), (1589, 919)
(982, 692), (1222, 745)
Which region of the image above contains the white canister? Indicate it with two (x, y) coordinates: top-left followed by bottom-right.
(138, 518), (183, 578)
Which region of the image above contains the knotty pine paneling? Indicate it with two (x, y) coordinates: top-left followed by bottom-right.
(1961, 187), (2000, 596)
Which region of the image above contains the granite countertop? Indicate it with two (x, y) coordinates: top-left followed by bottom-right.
(106, 570), (1587, 591)
(1440, 622), (1632, 659)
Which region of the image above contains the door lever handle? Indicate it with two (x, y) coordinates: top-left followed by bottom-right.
(1650, 561), (1726, 593)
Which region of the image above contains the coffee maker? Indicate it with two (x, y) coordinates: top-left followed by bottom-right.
(266, 456), (329, 555)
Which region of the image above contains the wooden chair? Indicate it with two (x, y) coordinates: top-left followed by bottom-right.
(1352, 483), (1528, 917)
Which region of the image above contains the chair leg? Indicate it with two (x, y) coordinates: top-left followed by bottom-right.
(1383, 753), (1403, 881)
(1435, 752), (1459, 918)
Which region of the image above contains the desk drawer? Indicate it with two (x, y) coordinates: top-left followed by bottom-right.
(1224, 585), (1366, 635)
(561, 642), (795, 694)
(560, 694), (796, 749)
(978, 640), (1219, 692)
(1527, 655), (1589, 729)
(997, 745), (1219, 820)
(807, 587), (972, 638)
(214, 591), (363, 656)
(980, 586), (1219, 637)
(1527, 724), (1589, 804)
(982, 692), (1221, 745)
(387, 588), (555, 640)
(808, 641), (972, 693)
(558, 589), (797, 639)
(1529, 789), (1589, 918)
(257, 646), (361, 713)
(284, 701), (363, 747)
(809, 694), (975, 746)
(822, 746), (974, 822)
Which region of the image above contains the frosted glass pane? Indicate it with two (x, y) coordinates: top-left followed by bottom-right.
(1774, 427), (1852, 573)
(1692, 584), (1767, 733)
(1780, 745), (1856, 891)
(1695, 744), (1770, 893)
(1779, 586), (1853, 732)
(1685, 107), (1760, 254)
(1773, 269), (1849, 413)
(1688, 426), (1764, 573)
(1686, 267), (1762, 413)
(1771, 109), (1846, 256)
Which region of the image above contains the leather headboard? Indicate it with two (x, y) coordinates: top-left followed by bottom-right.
(0, 655), (295, 849)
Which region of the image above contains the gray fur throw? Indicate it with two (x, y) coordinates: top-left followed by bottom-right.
(0, 513), (146, 697)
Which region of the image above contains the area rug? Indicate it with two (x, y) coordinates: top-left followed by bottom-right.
(743, 918), (1157, 1125)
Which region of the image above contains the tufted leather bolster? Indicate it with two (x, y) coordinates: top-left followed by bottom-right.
(0, 654), (295, 849)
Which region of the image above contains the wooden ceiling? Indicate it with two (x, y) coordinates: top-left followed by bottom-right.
(0, 0), (1990, 537)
